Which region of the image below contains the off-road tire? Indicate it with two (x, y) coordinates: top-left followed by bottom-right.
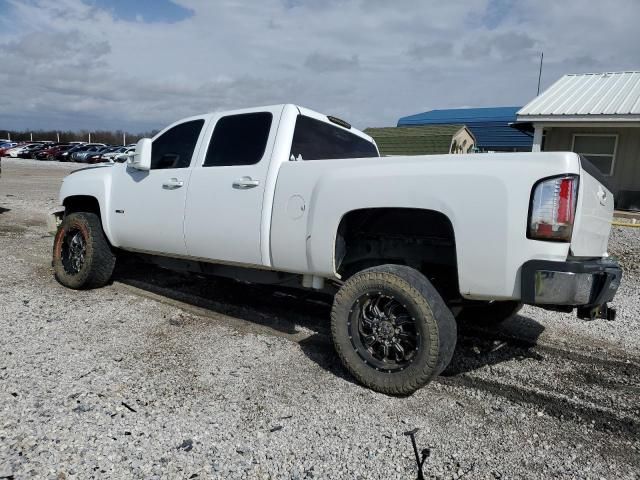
(331, 264), (457, 395)
(456, 301), (522, 326)
(53, 212), (115, 289)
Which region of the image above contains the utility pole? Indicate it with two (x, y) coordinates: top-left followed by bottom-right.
(537, 51), (544, 96)
(7, 132), (9, 141)
(88, 132), (91, 143)
(123, 132), (126, 146)
(56, 132), (60, 142)
(30, 132), (33, 142)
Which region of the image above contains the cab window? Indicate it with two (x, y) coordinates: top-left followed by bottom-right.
(204, 112), (273, 167)
(151, 119), (204, 170)
(290, 115), (378, 160)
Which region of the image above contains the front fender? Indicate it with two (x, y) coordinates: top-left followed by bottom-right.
(58, 165), (115, 245)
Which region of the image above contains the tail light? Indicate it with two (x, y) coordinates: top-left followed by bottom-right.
(528, 175), (578, 242)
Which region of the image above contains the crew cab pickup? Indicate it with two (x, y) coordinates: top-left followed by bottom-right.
(51, 104), (622, 394)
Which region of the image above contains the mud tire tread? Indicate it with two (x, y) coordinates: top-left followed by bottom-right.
(330, 265), (457, 395)
(53, 212), (115, 289)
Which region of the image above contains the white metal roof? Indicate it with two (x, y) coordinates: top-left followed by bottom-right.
(517, 71), (640, 121)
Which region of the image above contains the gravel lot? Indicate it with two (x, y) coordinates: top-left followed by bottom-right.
(1, 158), (639, 479)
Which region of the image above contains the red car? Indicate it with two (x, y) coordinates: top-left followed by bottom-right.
(35, 144), (72, 161)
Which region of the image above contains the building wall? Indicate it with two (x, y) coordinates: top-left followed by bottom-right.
(451, 128), (475, 154)
(543, 126), (640, 193)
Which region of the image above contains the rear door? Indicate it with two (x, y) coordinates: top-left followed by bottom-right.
(184, 107), (282, 266)
(109, 118), (207, 255)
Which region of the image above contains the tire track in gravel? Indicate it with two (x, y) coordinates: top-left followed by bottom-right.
(113, 263), (640, 441)
(440, 333), (640, 440)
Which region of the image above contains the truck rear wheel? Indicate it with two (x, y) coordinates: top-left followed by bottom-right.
(52, 212), (115, 289)
(331, 265), (457, 395)
(456, 301), (522, 326)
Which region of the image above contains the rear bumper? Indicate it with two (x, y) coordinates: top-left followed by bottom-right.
(521, 258), (622, 307)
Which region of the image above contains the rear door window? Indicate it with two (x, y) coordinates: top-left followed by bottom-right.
(290, 115), (379, 160)
(203, 112), (273, 167)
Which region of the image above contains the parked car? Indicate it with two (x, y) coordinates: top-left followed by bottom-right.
(23, 143), (53, 158)
(0, 142), (18, 155)
(85, 146), (119, 164)
(59, 144), (89, 162)
(51, 104), (621, 395)
(9, 143), (42, 158)
(75, 145), (109, 163)
(35, 144), (72, 161)
(26, 143), (58, 159)
(114, 147), (135, 163)
(1, 144), (23, 157)
(67, 144), (105, 162)
(93, 146), (128, 163)
(5, 145), (25, 157)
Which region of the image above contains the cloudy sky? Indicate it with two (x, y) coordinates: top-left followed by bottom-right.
(0, 0), (638, 133)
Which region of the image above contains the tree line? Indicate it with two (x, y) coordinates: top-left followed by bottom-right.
(1, 128), (160, 145)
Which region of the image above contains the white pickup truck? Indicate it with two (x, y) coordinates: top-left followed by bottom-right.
(52, 104), (622, 394)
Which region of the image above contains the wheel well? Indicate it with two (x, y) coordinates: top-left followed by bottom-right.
(63, 195), (101, 218)
(335, 208), (459, 301)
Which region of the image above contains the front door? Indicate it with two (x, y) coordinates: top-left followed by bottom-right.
(110, 118), (206, 256)
(184, 108), (281, 266)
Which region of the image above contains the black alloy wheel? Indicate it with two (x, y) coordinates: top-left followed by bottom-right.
(348, 292), (420, 372)
(60, 228), (87, 275)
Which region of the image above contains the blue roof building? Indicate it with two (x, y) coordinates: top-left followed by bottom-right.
(397, 106), (533, 152)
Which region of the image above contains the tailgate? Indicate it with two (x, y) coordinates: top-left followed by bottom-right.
(570, 158), (614, 257)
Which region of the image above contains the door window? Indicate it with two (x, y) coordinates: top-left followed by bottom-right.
(290, 115), (379, 160)
(571, 134), (617, 176)
(204, 113), (273, 167)
(151, 119), (205, 170)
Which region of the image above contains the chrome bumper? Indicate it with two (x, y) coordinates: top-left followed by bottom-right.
(521, 259), (622, 307)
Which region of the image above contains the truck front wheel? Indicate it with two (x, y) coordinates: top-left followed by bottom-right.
(331, 265), (457, 395)
(52, 212), (115, 289)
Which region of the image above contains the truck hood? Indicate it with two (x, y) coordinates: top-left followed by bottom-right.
(67, 163), (114, 175)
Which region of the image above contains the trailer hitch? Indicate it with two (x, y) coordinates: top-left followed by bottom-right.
(577, 303), (616, 321)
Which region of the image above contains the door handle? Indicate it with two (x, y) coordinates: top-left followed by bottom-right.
(162, 178), (184, 190)
(233, 176), (260, 189)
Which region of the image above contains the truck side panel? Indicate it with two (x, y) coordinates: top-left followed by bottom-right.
(271, 152), (581, 300)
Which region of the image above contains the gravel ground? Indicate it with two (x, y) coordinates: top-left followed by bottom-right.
(1, 158), (639, 479)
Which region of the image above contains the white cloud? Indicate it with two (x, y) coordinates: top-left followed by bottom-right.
(0, 0), (639, 132)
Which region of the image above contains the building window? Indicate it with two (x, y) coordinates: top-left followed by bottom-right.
(571, 134), (618, 176)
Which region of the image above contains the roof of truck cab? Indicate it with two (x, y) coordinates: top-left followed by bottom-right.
(196, 104), (375, 143)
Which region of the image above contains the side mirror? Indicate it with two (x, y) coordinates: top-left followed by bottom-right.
(130, 138), (152, 170)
